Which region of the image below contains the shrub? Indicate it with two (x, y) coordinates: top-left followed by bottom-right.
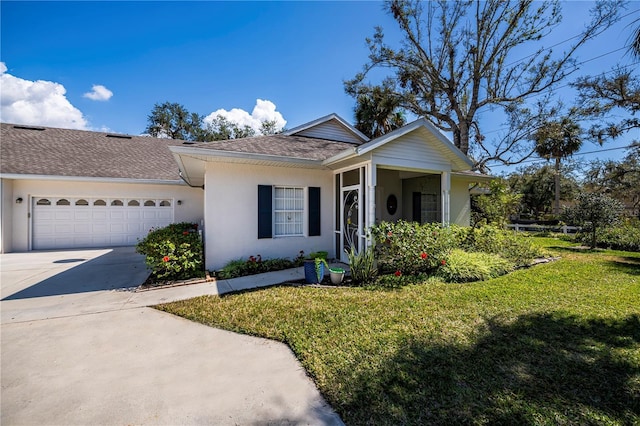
(370, 220), (455, 275)
(562, 192), (624, 249)
(217, 254), (297, 279)
(136, 222), (203, 281)
(574, 218), (640, 252)
(457, 225), (544, 267)
(347, 245), (378, 285)
(437, 249), (514, 283)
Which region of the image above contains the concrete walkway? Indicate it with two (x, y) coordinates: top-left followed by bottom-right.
(1, 247), (344, 425)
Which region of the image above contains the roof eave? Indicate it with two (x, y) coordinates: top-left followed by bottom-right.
(0, 173), (185, 185)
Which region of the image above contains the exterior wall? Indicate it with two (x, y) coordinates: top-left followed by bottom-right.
(375, 169), (403, 223)
(0, 179), (14, 253)
(450, 177), (471, 226)
(373, 130), (452, 172)
(295, 119), (363, 144)
(204, 162), (334, 271)
(6, 178), (203, 252)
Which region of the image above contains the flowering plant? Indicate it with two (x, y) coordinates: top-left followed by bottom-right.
(136, 222), (203, 280)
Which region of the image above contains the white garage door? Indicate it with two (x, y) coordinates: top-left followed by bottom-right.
(32, 197), (174, 250)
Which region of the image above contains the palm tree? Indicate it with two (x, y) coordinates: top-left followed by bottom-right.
(354, 86), (406, 139)
(533, 117), (583, 216)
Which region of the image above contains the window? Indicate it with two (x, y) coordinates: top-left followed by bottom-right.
(111, 199), (123, 206)
(36, 198), (51, 206)
(94, 199), (107, 206)
(159, 200), (171, 207)
(56, 199), (70, 206)
(128, 200), (140, 206)
(144, 200), (156, 206)
(258, 185), (320, 239)
(75, 199), (89, 206)
(274, 187), (304, 237)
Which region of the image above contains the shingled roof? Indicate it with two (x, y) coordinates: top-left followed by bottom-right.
(0, 123), (187, 181)
(188, 134), (356, 161)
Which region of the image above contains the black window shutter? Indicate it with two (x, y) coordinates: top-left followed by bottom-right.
(308, 187), (321, 236)
(258, 185), (272, 239)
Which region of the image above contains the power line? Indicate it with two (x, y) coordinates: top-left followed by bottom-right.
(487, 144), (634, 168)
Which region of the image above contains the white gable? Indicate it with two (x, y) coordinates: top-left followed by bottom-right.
(285, 113), (368, 144)
(373, 127), (453, 170)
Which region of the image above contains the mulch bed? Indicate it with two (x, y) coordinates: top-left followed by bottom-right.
(136, 271), (215, 292)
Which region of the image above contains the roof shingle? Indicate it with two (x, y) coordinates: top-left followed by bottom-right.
(1, 124), (188, 180)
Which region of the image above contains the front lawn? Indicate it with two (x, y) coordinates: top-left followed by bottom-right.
(157, 238), (640, 425)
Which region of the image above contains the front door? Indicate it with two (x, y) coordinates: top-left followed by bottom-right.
(341, 185), (360, 263)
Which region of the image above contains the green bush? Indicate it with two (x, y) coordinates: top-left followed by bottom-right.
(217, 254), (297, 279)
(370, 220), (455, 275)
(437, 249), (514, 283)
(136, 222), (203, 281)
(575, 219), (640, 252)
(457, 225), (544, 267)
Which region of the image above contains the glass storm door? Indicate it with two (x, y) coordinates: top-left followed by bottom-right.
(341, 186), (360, 262)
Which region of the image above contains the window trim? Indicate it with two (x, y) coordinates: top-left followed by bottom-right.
(273, 186), (306, 238)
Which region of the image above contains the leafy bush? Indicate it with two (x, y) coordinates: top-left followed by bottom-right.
(562, 192), (624, 249)
(437, 249), (514, 283)
(574, 219), (640, 252)
(370, 220), (455, 275)
(457, 225), (544, 267)
(217, 254), (297, 279)
(136, 222), (203, 281)
(347, 245), (378, 285)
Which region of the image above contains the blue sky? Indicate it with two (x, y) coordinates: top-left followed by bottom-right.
(1, 1), (638, 173)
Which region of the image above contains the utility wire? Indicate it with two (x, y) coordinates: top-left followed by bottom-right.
(487, 144), (634, 168)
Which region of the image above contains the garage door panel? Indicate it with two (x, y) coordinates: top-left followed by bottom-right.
(33, 197), (174, 250)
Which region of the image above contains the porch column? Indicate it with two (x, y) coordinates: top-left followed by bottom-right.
(441, 171), (450, 225)
(367, 163), (376, 246)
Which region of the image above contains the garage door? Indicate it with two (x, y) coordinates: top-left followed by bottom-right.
(32, 197), (174, 250)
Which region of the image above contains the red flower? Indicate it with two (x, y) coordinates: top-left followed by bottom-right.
(183, 231), (189, 235)
(387, 231), (393, 237)
(394, 270), (402, 277)
(162, 256), (170, 262)
(421, 252), (428, 259)
(441, 259), (446, 265)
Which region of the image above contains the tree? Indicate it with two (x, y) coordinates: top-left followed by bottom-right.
(572, 67), (639, 146)
(472, 179), (522, 227)
(203, 115), (256, 141)
(532, 117), (583, 215)
(507, 163), (580, 220)
(354, 85), (406, 138)
(144, 102), (284, 141)
(563, 192), (624, 248)
(583, 143), (640, 217)
(144, 102), (205, 141)
(345, 0), (621, 167)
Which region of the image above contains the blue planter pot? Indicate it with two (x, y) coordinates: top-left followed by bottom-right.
(304, 260), (324, 283)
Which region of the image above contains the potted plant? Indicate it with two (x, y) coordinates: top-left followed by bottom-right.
(304, 251), (328, 284)
(329, 267), (345, 285)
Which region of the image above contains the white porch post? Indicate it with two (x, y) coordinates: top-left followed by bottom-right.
(441, 171), (450, 225)
(367, 163), (376, 247)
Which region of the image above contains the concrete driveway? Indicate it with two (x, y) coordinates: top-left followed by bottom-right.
(1, 247), (343, 425)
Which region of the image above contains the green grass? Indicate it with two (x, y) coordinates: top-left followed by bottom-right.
(157, 238), (640, 425)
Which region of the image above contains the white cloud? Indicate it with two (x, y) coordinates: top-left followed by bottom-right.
(0, 62), (88, 129)
(204, 99), (286, 134)
(83, 84), (113, 101)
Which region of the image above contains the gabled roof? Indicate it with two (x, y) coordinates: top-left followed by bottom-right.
(0, 123), (186, 181)
(284, 113), (369, 144)
(323, 118), (474, 171)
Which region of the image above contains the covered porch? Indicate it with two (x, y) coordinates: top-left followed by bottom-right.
(332, 163), (486, 263)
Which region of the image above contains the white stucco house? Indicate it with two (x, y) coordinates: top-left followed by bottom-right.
(1, 114), (490, 270)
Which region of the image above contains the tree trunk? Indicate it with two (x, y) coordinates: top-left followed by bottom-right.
(591, 228), (597, 249)
(458, 121), (470, 156)
(554, 157), (561, 216)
